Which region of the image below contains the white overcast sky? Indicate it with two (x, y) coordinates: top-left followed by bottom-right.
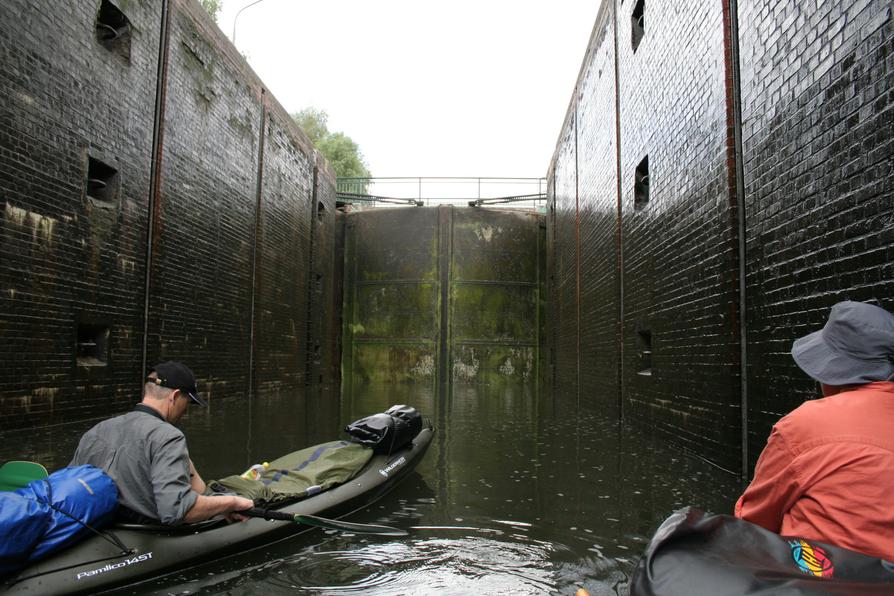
(217, 0), (598, 178)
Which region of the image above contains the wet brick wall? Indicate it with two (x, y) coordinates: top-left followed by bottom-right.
(575, 4), (622, 419)
(254, 105), (314, 396)
(548, 0), (893, 475)
(550, 121), (580, 400)
(739, 0), (894, 468)
(537, 218), (548, 390)
(308, 152), (339, 388)
(0, 0), (162, 422)
(0, 0), (339, 429)
(617, 0), (740, 471)
(332, 210), (347, 386)
(149, 1), (261, 399)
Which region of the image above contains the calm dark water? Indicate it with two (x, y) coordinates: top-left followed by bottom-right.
(0, 383), (741, 595)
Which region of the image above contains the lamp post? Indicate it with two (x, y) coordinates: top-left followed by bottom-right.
(232, 0), (267, 44)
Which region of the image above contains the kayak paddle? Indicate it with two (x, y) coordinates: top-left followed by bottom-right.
(0, 460), (49, 491)
(244, 507), (408, 537)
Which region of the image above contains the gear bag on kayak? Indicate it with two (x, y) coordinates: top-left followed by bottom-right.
(208, 405), (427, 504)
(630, 507), (894, 596)
(0, 465), (117, 577)
(344, 404), (424, 455)
(207, 440), (374, 504)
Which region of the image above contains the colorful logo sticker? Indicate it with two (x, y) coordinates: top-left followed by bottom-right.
(789, 539), (834, 578)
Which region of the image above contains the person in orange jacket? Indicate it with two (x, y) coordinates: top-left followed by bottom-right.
(736, 301), (894, 562)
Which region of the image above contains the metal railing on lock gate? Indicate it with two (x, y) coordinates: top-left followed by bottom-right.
(335, 177), (547, 210)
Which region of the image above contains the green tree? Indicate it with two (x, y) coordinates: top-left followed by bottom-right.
(201, 0), (222, 22)
(292, 108), (371, 184)
(292, 107), (328, 146)
(318, 133), (371, 180)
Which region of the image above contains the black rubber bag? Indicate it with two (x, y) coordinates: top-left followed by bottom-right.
(385, 404), (422, 438)
(630, 507), (894, 596)
(344, 405), (423, 455)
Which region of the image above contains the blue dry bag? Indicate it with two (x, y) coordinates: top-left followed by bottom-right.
(0, 465), (118, 577)
(0, 493), (51, 576)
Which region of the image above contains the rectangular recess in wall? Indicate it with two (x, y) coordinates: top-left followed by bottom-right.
(86, 156), (120, 206)
(631, 0), (645, 52)
(634, 156), (650, 211)
(77, 324), (110, 367)
(95, 0), (132, 60)
(637, 328), (652, 376)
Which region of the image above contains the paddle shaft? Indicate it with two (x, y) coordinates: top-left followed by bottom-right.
(245, 507), (294, 521)
(243, 507), (408, 536)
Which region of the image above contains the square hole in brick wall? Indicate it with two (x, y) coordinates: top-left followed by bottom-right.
(77, 324), (110, 367)
(631, 0), (645, 52)
(316, 200), (326, 223)
(86, 156), (119, 205)
(634, 156), (650, 211)
(636, 328), (652, 376)
(95, 0), (132, 60)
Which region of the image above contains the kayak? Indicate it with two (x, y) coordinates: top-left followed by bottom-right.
(2, 426), (433, 595)
(630, 507), (894, 595)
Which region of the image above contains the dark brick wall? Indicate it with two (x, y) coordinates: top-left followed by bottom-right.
(0, 0), (339, 428)
(739, 0), (894, 468)
(0, 0), (161, 424)
(333, 209), (347, 385)
(319, 160), (340, 384)
(576, 4), (622, 418)
(308, 152), (339, 388)
(551, 117), (580, 400)
(537, 218), (548, 390)
(149, 0), (262, 400)
(544, 174), (557, 391)
(549, 0), (741, 470)
(548, 0), (893, 474)
(617, 0), (740, 472)
(254, 103), (315, 396)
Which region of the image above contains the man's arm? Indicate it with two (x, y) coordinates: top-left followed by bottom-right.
(183, 494), (255, 524)
(735, 426), (803, 532)
(151, 434), (253, 524)
(183, 458), (252, 523)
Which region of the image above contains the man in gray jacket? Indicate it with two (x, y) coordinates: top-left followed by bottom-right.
(71, 361), (253, 525)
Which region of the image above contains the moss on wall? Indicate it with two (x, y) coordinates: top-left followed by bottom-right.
(342, 206), (544, 387)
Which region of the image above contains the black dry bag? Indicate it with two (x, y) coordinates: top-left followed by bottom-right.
(630, 507), (894, 596)
(344, 404), (423, 455)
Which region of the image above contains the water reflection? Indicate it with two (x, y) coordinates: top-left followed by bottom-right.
(0, 382), (740, 594)
(297, 536), (559, 595)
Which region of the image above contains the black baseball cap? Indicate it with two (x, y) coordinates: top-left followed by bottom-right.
(147, 361), (207, 406)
